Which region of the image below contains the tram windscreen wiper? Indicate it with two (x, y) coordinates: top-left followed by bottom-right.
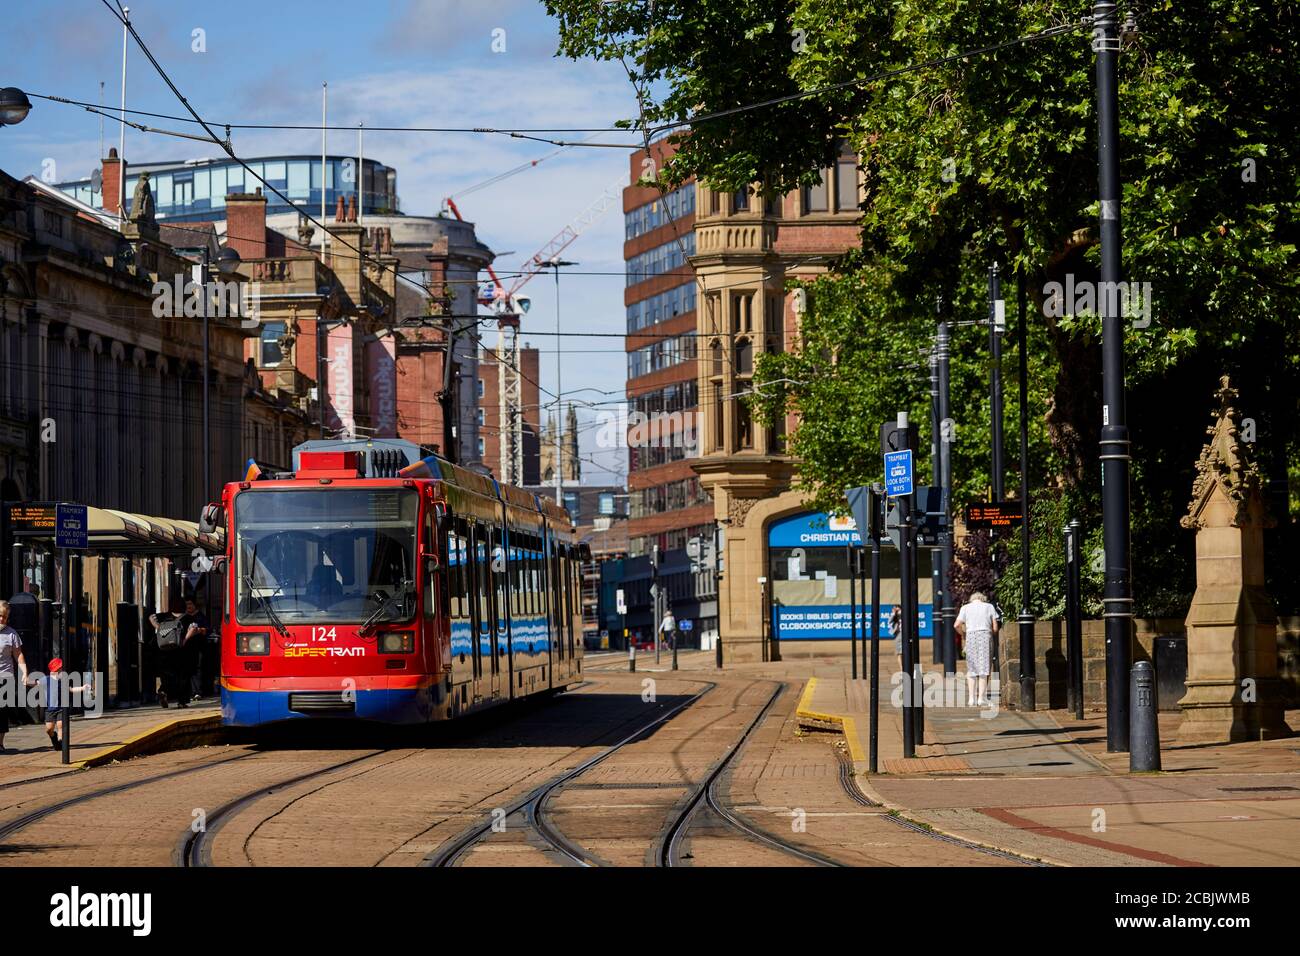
(244, 542), (290, 639)
(359, 580), (409, 635)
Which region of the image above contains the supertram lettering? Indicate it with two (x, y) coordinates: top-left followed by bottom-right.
(284, 646), (367, 658)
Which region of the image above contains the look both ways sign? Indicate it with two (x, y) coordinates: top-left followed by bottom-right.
(883, 449), (913, 498)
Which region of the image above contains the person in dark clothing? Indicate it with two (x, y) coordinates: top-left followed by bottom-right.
(150, 598), (208, 706)
(177, 598), (209, 703)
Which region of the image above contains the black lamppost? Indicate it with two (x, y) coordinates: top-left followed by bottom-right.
(1015, 267), (1036, 710)
(1094, 1), (1133, 752)
(988, 262), (1005, 501)
(201, 244), (241, 505)
(0, 88), (33, 128)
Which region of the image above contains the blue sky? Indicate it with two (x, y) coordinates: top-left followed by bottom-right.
(0, 0), (642, 484)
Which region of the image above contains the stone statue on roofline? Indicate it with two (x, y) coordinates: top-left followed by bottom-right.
(130, 171), (155, 224)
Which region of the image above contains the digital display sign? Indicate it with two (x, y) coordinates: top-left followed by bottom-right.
(965, 502), (1026, 529)
(7, 502), (59, 536)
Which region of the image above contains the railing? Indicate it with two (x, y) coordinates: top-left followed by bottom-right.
(244, 255), (329, 291)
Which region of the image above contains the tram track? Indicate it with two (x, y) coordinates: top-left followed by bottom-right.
(178, 749), (402, 867)
(658, 683), (844, 868)
(0, 751), (256, 849)
(425, 681), (719, 867)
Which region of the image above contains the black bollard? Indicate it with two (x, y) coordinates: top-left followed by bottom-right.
(1129, 660), (1162, 772)
(1065, 519), (1085, 719)
(629, 642), (636, 673)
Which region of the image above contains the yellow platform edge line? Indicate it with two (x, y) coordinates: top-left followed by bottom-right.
(795, 678), (865, 762)
(75, 713), (222, 769)
(840, 716), (866, 762)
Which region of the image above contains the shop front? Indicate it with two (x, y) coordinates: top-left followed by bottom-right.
(767, 511), (932, 649)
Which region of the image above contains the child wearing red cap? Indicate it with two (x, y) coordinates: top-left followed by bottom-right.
(42, 659), (91, 752)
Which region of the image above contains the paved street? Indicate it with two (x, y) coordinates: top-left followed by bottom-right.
(4, 648), (1291, 868)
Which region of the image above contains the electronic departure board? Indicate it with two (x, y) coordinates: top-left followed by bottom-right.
(964, 502), (1025, 529)
(7, 502), (59, 536)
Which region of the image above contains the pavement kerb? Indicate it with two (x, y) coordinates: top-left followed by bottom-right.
(75, 712), (225, 769)
(793, 677), (1071, 868)
(794, 678), (866, 762)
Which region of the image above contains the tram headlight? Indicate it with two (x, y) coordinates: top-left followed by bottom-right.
(237, 632), (270, 655)
(379, 631), (414, 654)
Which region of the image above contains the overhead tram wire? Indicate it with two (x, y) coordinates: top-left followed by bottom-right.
(80, 9), (1088, 462)
(91, 0), (510, 313)
(26, 92), (638, 145)
(43, 13), (1095, 152)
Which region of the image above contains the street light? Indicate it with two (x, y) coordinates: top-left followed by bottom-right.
(0, 88), (32, 127)
(215, 245), (241, 276)
(201, 243), (241, 505)
(547, 257), (578, 506)
(1093, 0), (1133, 753)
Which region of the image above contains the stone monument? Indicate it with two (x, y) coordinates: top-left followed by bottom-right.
(1178, 376), (1290, 743)
(121, 170), (159, 242)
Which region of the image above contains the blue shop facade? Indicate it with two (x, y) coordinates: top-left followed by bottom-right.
(767, 511), (933, 642)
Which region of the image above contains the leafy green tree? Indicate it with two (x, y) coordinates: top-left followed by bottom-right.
(547, 0), (1300, 614)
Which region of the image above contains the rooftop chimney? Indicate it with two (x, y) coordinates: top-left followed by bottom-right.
(102, 147), (126, 218)
(225, 187), (267, 260)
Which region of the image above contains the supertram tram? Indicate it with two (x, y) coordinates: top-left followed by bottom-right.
(202, 439), (585, 727)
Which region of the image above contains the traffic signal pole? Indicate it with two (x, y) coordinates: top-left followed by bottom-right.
(896, 413), (921, 755)
(928, 347), (943, 666)
(849, 543), (858, 680)
(868, 501), (882, 773)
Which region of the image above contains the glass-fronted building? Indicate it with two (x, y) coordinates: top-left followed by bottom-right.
(57, 155), (398, 223)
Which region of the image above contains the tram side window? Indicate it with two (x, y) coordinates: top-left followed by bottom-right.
(522, 538), (532, 616)
(511, 536), (523, 617)
(523, 538), (534, 616)
(444, 522), (460, 620)
(528, 537), (540, 615)
(424, 513), (436, 620)
(558, 546), (570, 658)
(473, 525), (489, 629)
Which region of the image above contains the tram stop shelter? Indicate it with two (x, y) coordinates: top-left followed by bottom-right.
(1, 501), (226, 709)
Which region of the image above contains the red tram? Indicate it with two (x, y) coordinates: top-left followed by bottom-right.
(204, 440), (585, 726)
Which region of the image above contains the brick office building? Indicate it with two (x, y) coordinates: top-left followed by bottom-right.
(617, 139), (717, 643)
(691, 142), (865, 662)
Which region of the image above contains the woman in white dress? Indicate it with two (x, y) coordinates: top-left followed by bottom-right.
(955, 592), (1000, 706)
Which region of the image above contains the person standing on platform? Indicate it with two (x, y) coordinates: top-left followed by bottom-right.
(177, 597), (209, 703)
(955, 592), (1000, 706)
(659, 608), (677, 653)
(0, 601), (32, 753)
(888, 605), (903, 659)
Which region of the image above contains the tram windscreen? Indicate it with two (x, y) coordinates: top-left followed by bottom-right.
(234, 488), (418, 625)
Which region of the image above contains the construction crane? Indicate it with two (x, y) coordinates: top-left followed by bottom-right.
(441, 174), (625, 484)
(442, 175), (624, 310)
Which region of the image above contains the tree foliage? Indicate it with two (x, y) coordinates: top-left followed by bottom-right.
(547, 0), (1300, 614)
